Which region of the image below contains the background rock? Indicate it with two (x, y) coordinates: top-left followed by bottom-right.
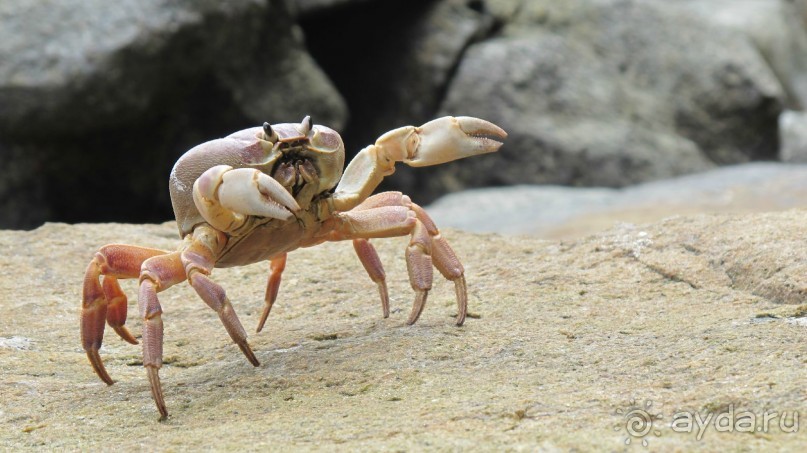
(2, 0), (806, 228)
(0, 0), (345, 227)
(0, 213), (804, 449)
(430, 0), (783, 199)
(426, 162), (807, 237)
(675, 0), (807, 110)
(780, 110), (807, 163)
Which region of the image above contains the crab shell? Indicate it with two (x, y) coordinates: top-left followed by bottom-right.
(169, 119), (345, 237)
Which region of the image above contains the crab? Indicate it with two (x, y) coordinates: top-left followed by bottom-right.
(81, 115), (506, 419)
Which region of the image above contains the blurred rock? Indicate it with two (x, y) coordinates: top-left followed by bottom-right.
(301, 0), (495, 150)
(291, 0), (379, 16)
(780, 110), (807, 163)
(431, 0), (783, 198)
(0, 0), (346, 138)
(674, 0), (807, 110)
(425, 163), (807, 237)
(0, 0), (802, 229)
(0, 0), (345, 229)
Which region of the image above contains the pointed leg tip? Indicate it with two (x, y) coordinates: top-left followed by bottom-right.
(113, 325), (139, 345)
(147, 366), (168, 420)
(256, 305), (272, 334)
(87, 349), (115, 385)
(406, 290), (427, 326)
(238, 343), (260, 367)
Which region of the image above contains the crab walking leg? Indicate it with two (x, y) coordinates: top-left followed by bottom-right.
(82, 244), (168, 384)
(102, 276), (138, 344)
(181, 227), (259, 366)
(404, 220), (434, 325)
(409, 203), (467, 326)
(352, 239), (390, 318)
(138, 252), (187, 420)
(333, 192), (468, 325)
(257, 253), (287, 333)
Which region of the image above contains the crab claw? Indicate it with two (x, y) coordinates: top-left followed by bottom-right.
(333, 116), (506, 211)
(403, 116), (507, 167)
(193, 165), (301, 233)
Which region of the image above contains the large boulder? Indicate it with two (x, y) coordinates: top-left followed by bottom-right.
(427, 0), (784, 199)
(674, 0), (807, 110)
(0, 0), (346, 138)
(0, 0), (346, 229)
(780, 110), (807, 163)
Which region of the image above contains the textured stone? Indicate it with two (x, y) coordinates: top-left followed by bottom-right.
(674, 0), (807, 109)
(432, 0), (783, 198)
(0, 212), (804, 449)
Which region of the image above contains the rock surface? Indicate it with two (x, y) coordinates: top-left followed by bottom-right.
(426, 162), (807, 237)
(1, 213), (805, 450)
(675, 0), (807, 109)
(432, 0), (783, 198)
(780, 110), (807, 163)
(4, 0), (804, 228)
(0, 0), (346, 229)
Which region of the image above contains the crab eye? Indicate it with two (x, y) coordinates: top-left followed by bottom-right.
(262, 122), (278, 142)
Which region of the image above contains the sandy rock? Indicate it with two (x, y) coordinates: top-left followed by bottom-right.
(0, 212), (804, 450)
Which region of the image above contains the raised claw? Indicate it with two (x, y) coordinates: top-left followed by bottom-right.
(333, 116), (507, 211)
(404, 116), (507, 167)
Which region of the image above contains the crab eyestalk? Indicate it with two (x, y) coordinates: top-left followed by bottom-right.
(300, 115), (312, 135)
(263, 122), (278, 142)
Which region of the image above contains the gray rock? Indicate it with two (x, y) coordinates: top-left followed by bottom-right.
(674, 0), (807, 110)
(434, 0), (783, 196)
(290, 0), (380, 16)
(0, 0), (346, 138)
(0, 0), (347, 229)
(425, 163), (807, 237)
(780, 110), (807, 163)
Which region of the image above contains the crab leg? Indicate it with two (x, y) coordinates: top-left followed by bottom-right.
(82, 244), (168, 384)
(352, 239), (390, 318)
(331, 192), (467, 325)
(181, 226), (259, 366)
(256, 253), (287, 333)
(138, 251), (186, 420)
